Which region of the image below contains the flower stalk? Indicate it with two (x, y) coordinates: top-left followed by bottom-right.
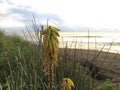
(42, 26), (59, 89)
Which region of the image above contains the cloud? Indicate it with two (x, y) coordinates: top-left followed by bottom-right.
(8, 8), (64, 26)
(34, 13), (64, 26)
(0, 0), (64, 31)
(1, 0), (120, 32)
(9, 8), (34, 22)
(0, 0), (3, 3)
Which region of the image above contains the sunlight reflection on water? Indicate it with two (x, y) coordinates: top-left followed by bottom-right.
(59, 32), (120, 53)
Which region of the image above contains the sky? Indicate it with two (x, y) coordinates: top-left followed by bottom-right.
(0, 0), (120, 32)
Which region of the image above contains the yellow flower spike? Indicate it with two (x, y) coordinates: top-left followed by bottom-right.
(60, 78), (75, 90)
(42, 26), (59, 89)
(66, 78), (75, 88)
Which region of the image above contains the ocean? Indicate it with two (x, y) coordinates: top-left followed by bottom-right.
(59, 32), (120, 53)
(6, 31), (120, 53)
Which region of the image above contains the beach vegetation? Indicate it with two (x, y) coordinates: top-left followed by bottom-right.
(0, 26), (119, 90)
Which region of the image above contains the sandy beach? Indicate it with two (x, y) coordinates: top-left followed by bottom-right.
(59, 48), (120, 82)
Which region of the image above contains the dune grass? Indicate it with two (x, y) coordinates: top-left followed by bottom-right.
(0, 28), (120, 90)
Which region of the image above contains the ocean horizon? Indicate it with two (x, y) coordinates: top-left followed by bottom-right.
(6, 31), (120, 53)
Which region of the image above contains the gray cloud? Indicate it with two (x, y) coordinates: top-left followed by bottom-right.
(0, 0), (3, 3)
(1, 0), (63, 25)
(35, 13), (64, 24)
(5, 0), (31, 8)
(8, 7), (64, 26)
(5, 0), (16, 5)
(0, 0), (64, 32)
(9, 8), (34, 22)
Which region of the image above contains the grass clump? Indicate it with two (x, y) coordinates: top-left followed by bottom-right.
(99, 79), (118, 90)
(0, 30), (42, 90)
